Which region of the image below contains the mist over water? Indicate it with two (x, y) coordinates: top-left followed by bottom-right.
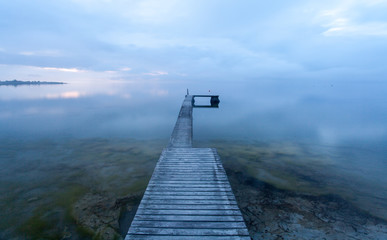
(1, 77), (387, 238)
(2, 1), (387, 238)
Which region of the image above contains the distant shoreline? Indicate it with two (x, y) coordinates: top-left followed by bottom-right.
(0, 80), (66, 86)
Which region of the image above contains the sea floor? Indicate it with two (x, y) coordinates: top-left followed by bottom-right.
(0, 138), (163, 240)
(215, 140), (387, 240)
(0, 138), (386, 239)
(227, 167), (387, 240)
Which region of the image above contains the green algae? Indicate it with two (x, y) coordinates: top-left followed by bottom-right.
(202, 140), (387, 221)
(209, 140), (335, 195)
(0, 138), (164, 239)
(19, 214), (60, 240)
(2, 137), (386, 238)
(55, 185), (89, 219)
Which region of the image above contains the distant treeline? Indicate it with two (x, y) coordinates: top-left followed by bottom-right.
(0, 80), (66, 86)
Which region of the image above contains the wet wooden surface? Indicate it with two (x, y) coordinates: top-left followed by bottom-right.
(125, 95), (250, 239)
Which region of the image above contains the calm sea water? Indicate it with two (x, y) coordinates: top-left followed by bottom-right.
(1, 77), (386, 238)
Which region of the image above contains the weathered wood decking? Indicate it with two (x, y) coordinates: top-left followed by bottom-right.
(168, 95), (193, 148)
(125, 95), (250, 239)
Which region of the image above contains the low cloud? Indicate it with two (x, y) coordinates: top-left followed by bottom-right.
(18, 50), (61, 57)
(46, 91), (82, 99)
(323, 22), (387, 36)
(144, 71), (168, 76)
(120, 67), (132, 71)
(42, 67), (84, 73)
(318, 1), (387, 36)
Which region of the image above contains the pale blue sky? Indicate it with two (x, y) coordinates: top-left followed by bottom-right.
(1, 0), (387, 85)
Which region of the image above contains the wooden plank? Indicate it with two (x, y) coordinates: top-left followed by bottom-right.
(128, 227), (250, 236)
(160, 159), (217, 161)
(142, 196), (236, 201)
(146, 184), (232, 188)
(155, 167), (220, 169)
(150, 178), (229, 182)
(129, 221), (247, 229)
(156, 164), (218, 166)
(146, 184), (231, 187)
(155, 166), (222, 169)
(155, 165), (223, 168)
(132, 214), (245, 222)
(143, 191), (234, 196)
(162, 157), (215, 159)
(151, 172), (225, 176)
(146, 180), (229, 184)
(135, 209), (243, 216)
(147, 183), (231, 187)
(139, 199), (237, 205)
(150, 177), (226, 180)
(138, 204), (240, 210)
(151, 172), (226, 176)
(126, 235), (251, 240)
(144, 188), (233, 193)
(142, 197), (236, 202)
(150, 175), (227, 179)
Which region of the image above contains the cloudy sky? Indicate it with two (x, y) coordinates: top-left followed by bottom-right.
(1, 0), (387, 85)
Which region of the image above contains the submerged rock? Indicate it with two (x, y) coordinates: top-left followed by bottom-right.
(72, 193), (122, 240)
(226, 168), (387, 240)
(71, 192), (142, 240)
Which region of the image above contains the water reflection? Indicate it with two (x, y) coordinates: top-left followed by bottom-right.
(0, 76), (387, 238)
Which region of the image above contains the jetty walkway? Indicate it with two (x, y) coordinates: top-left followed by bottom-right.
(125, 94), (250, 239)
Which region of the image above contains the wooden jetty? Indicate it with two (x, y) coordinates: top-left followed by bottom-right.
(125, 94), (250, 239)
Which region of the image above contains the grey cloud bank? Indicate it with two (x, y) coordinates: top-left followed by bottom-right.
(1, 0), (387, 82)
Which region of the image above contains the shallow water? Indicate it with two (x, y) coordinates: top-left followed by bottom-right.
(1, 78), (386, 238)
(209, 140), (387, 220)
(0, 138), (165, 239)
